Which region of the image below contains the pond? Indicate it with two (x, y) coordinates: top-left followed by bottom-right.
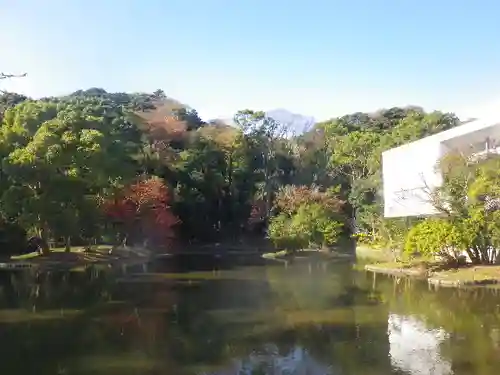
(0, 254), (499, 374)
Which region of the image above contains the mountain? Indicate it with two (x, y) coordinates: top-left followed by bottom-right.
(265, 108), (315, 135)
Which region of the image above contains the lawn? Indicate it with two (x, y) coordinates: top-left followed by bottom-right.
(364, 257), (500, 286)
(430, 265), (500, 285)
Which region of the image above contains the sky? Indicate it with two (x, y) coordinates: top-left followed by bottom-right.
(2, 0), (500, 122)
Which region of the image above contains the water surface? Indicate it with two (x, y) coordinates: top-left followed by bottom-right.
(0, 254), (499, 374)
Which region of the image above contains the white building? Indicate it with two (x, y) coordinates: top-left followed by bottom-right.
(383, 115), (500, 218)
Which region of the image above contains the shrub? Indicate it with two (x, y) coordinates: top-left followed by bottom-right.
(268, 185), (345, 252)
(268, 203), (343, 251)
(404, 218), (463, 262)
(267, 213), (309, 251)
(0, 220), (27, 256)
(419, 153), (500, 264)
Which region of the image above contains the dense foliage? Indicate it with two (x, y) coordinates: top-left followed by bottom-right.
(268, 186), (345, 251)
(404, 153), (500, 264)
(0, 87), (464, 255)
(321, 108), (459, 245)
(102, 177), (179, 248)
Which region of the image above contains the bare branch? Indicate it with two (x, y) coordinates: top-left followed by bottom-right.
(0, 72), (27, 80)
(0, 72), (27, 94)
(418, 174), (452, 216)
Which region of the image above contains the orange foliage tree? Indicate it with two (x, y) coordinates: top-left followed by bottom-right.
(274, 184), (345, 216)
(102, 177), (179, 248)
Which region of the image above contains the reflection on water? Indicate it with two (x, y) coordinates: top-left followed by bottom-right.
(202, 345), (336, 375)
(0, 255), (499, 374)
(388, 314), (451, 375)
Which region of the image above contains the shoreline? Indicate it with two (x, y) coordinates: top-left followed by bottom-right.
(0, 246), (154, 271)
(357, 244), (500, 287)
(365, 263), (500, 287)
(0, 243), (274, 272)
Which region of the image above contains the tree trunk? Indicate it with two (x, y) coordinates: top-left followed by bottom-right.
(121, 235), (128, 248)
(39, 224), (50, 255)
(65, 236), (71, 252)
(465, 248), (476, 264)
(471, 246), (481, 264)
(492, 248), (499, 264)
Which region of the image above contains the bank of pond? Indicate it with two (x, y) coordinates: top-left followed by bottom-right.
(357, 244), (500, 287)
(0, 252), (499, 374)
(7, 242), (500, 290)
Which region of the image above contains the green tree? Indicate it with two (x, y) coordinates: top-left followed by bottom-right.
(234, 110), (293, 220)
(268, 185), (344, 251)
(0, 91), (28, 122)
(404, 153), (500, 264)
(268, 203), (343, 251)
(325, 129), (381, 230)
(0, 98), (142, 252)
(292, 125), (334, 187)
(320, 108), (459, 242)
(171, 133), (257, 241)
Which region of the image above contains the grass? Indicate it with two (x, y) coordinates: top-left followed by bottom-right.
(431, 265), (500, 284)
(369, 258), (433, 269)
(364, 259), (432, 278)
(363, 252), (500, 286)
(355, 243), (395, 263)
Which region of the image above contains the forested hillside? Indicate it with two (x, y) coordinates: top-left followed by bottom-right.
(0, 87), (460, 255)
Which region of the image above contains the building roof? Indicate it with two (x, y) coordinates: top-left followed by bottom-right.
(383, 115), (500, 156)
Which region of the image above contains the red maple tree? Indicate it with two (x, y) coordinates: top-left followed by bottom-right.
(274, 185), (345, 215)
(102, 177), (179, 248)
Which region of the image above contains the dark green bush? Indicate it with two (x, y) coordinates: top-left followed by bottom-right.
(0, 220), (27, 256)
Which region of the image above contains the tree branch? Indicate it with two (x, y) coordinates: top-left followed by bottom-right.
(0, 72), (27, 94)
(418, 174), (452, 216)
(0, 72), (27, 80)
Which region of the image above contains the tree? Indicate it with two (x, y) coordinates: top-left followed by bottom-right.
(268, 203), (343, 251)
(103, 177), (179, 248)
(0, 98), (142, 253)
(0, 92), (28, 122)
(234, 110), (292, 220)
(274, 184), (344, 217)
(0, 85), (468, 254)
(325, 129), (382, 231)
(0, 72), (27, 81)
(153, 89), (166, 100)
(320, 108), (459, 242)
(0, 219), (27, 256)
(389, 111), (459, 145)
(404, 153), (500, 264)
(268, 185), (345, 251)
(292, 125), (333, 187)
(171, 134), (256, 241)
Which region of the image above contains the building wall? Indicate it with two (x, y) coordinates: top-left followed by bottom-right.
(382, 117), (500, 218)
(383, 137), (443, 218)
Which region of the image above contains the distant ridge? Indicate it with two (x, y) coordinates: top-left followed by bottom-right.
(266, 108), (315, 135)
